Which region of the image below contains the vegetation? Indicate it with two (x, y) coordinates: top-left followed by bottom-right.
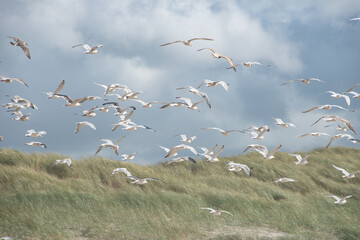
(0, 147), (359, 239)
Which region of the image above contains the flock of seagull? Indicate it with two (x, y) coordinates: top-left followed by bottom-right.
(1, 19), (360, 220)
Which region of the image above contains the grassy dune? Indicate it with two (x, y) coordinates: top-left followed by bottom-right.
(0, 147), (359, 239)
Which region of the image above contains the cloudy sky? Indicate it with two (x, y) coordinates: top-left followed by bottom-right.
(1, 0), (360, 164)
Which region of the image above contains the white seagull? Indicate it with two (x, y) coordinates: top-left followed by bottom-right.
(176, 97), (203, 111)
(74, 121), (96, 134)
(226, 162), (251, 176)
(165, 156), (196, 166)
(197, 48), (223, 58)
(52, 158), (72, 168)
(197, 79), (229, 91)
(281, 78), (328, 86)
(25, 141), (47, 148)
(165, 144), (198, 158)
(112, 167), (161, 185)
(176, 86), (211, 108)
(121, 152), (137, 161)
(324, 195), (352, 204)
(332, 165), (359, 178)
(25, 129), (47, 137)
(297, 132), (330, 138)
(324, 91), (351, 107)
(201, 208), (233, 216)
(244, 144), (282, 160)
(273, 177), (296, 183)
(175, 134), (196, 143)
(8, 36), (31, 59)
(95, 136), (126, 156)
(302, 104), (353, 113)
(159, 145), (178, 157)
(204, 145), (225, 162)
(72, 43), (103, 54)
(0, 76), (28, 87)
(326, 134), (354, 148)
(242, 61), (270, 67)
(198, 144), (218, 157)
(288, 153), (310, 165)
(43, 80), (65, 99)
(160, 38), (214, 47)
(201, 127), (242, 136)
(273, 118), (296, 128)
(311, 115), (356, 135)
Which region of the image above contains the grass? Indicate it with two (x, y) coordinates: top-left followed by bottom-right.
(0, 147), (359, 239)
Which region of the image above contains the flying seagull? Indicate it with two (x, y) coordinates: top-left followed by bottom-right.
(345, 83), (360, 93)
(175, 134), (196, 143)
(297, 132), (330, 138)
(176, 86), (211, 108)
(74, 121), (96, 134)
(288, 153), (310, 165)
(95, 136), (126, 156)
(198, 144), (219, 157)
(326, 134), (354, 148)
(226, 161), (251, 176)
(324, 195), (352, 204)
(43, 80), (65, 99)
(273, 118), (296, 128)
(72, 43), (103, 54)
(332, 165), (359, 178)
(25, 141), (47, 148)
(197, 79), (229, 91)
(204, 144), (225, 162)
(52, 158), (72, 168)
(244, 144), (282, 160)
(8, 36), (31, 59)
(323, 91), (351, 107)
(201, 127), (242, 136)
(160, 38), (214, 47)
(242, 61), (271, 67)
(112, 167), (161, 185)
(311, 115), (356, 135)
(273, 177), (296, 183)
(0, 76), (28, 87)
(302, 104), (353, 113)
(165, 156), (196, 166)
(25, 129), (47, 138)
(121, 152), (137, 161)
(197, 48), (223, 58)
(201, 208), (233, 216)
(281, 78), (327, 86)
(164, 144), (198, 158)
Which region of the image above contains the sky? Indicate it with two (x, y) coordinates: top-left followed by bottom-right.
(1, 0), (360, 164)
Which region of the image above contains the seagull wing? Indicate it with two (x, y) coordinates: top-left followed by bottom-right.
(332, 164), (350, 176)
(160, 41), (182, 47)
(289, 154), (302, 163)
(220, 210), (233, 215)
(188, 38), (214, 42)
(326, 136), (336, 148)
(281, 79), (300, 86)
(54, 80), (65, 94)
(239, 164), (251, 176)
(325, 195), (341, 202)
(346, 83), (360, 93)
(212, 145), (224, 159)
(302, 106), (321, 113)
(19, 44), (31, 59)
(12, 78), (28, 87)
(218, 81), (229, 91)
(115, 136), (126, 145)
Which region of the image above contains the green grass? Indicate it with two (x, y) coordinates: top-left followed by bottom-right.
(0, 147), (359, 239)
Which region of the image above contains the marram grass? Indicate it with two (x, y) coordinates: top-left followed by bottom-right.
(0, 147), (359, 239)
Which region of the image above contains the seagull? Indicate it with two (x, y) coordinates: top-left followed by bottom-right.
(94, 82), (130, 96)
(201, 127), (242, 136)
(273, 177), (296, 183)
(13, 111), (30, 121)
(165, 144), (198, 158)
(324, 124), (348, 132)
(74, 121), (96, 134)
(135, 99), (165, 108)
(226, 162), (251, 176)
(197, 79), (229, 91)
(176, 97), (203, 111)
(204, 145), (224, 162)
(242, 61), (271, 67)
(297, 132), (330, 138)
(78, 106), (99, 117)
(324, 195), (352, 204)
(281, 78), (328, 86)
(197, 144), (218, 157)
(160, 38), (214, 47)
(288, 153), (310, 165)
(175, 134), (196, 143)
(160, 102), (187, 109)
(115, 120), (156, 132)
(242, 128), (269, 140)
(25, 129), (47, 137)
(176, 86), (211, 108)
(95, 136), (126, 156)
(326, 134), (354, 148)
(112, 167), (161, 185)
(7, 95), (38, 109)
(121, 152), (137, 161)
(311, 115), (356, 135)
(72, 43), (103, 54)
(201, 208), (233, 216)
(302, 104), (353, 113)
(25, 141), (47, 148)
(247, 125), (270, 133)
(165, 156), (196, 166)
(197, 48), (223, 58)
(244, 144), (282, 160)
(347, 91), (360, 99)
(43, 80), (65, 99)
(159, 145), (178, 157)
(8, 36), (31, 59)
(0, 76), (28, 87)
(349, 138), (360, 144)
(324, 91), (351, 107)
(52, 158), (72, 168)
(332, 165), (359, 178)
(273, 118), (296, 128)
(55, 94), (87, 107)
